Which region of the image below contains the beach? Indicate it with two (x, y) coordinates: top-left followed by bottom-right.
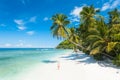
(12, 51), (120, 80)
(1, 0), (120, 80)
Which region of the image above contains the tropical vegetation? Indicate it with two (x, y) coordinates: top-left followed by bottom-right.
(56, 40), (75, 49)
(50, 5), (120, 66)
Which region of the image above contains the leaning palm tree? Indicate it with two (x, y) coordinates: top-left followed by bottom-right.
(68, 27), (80, 43)
(50, 13), (84, 49)
(69, 27), (80, 52)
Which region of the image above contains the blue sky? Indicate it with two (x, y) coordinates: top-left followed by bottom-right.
(0, 0), (120, 48)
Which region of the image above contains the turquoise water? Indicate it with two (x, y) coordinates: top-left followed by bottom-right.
(0, 48), (72, 80)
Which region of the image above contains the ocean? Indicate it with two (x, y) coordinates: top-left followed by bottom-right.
(0, 48), (72, 80)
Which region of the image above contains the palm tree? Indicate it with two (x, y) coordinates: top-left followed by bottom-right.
(80, 5), (99, 29)
(50, 13), (84, 49)
(108, 9), (120, 60)
(69, 27), (80, 51)
(78, 5), (99, 52)
(79, 5), (99, 40)
(108, 8), (120, 25)
(68, 27), (80, 43)
(86, 17), (119, 59)
(50, 13), (70, 38)
(108, 9), (120, 39)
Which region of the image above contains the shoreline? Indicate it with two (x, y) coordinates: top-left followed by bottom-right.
(11, 51), (120, 80)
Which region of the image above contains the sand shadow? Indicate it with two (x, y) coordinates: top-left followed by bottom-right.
(42, 60), (57, 64)
(61, 53), (120, 69)
(97, 60), (120, 69)
(61, 53), (96, 64)
(61, 53), (87, 60)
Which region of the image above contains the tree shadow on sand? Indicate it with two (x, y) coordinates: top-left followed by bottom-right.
(97, 60), (120, 69)
(61, 53), (96, 64)
(61, 52), (120, 69)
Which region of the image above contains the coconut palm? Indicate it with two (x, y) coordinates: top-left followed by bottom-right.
(80, 5), (99, 29)
(50, 13), (70, 38)
(78, 5), (99, 52)
(79, 5), (97, 39)
(50, 13), (84, 49)
(86, 17), (119, 59)
(108, 9), (120, 39)
(68, 27), (80, 43)
(79, 5), (99, 40)
(108, 8), (120, 25)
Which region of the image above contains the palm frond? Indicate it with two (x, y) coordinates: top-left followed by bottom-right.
(86, 35), (103, 41)
(92, 40), (105, 48)
(90, 47), (100, 55)
(106, 42), (118, 53)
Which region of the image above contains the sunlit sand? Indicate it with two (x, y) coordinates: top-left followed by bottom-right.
(13, 51), (120, 80)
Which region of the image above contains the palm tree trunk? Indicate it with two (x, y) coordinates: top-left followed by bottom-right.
(63, 27), (85, 50)
(101, 53), (114, 59)
(68, 40), (84, 50)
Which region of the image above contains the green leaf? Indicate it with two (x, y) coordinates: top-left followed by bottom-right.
(92, 40), (105, 48)
(113, 33), (120, 41)
(106, 42), (118, 53)
(90, 47), (100, 55)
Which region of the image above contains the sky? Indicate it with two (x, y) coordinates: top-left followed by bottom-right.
(0, 0), (120, 48)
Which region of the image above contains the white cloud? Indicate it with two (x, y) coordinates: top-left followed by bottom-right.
(0, 24), (6, 27)
(19, 40), (24, 42)
(25, 44), (33, 47)
(0, 43), (14, 48)
(4, 43), (12, 47)
(69, 4), (89, 23)
(16, 42), (24, 47)
(16, 43), (33, 47)
(26, 31), (35, 35)
(14, 19), (27, 31)
(101, 2), (110, 11)
(110, 0), (120, 9)
(72, 18), (79, 22)
(16, 43), (28, 47)
(15, 40), (33, 47)
(14, 16), (38, 31)
(18, 26), (26, 30)
(101, 0), (120, 11)
(14, 19), (24, 25)
(69, 5), (85, 23)
(70, 6), (84, 17)
(43, 17), (49, 21)
(0, 40), (33, 48)
(69, 17), (79, 22)
(29, 16), (37, 22)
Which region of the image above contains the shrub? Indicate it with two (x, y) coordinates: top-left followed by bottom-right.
(93, 54), (103, 61)
(112, 54), (120, 66)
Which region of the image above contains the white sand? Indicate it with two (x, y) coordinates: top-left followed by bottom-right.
(14, 51), (120, 80)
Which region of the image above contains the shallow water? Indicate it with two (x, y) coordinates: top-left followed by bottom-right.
(0, 48), (72, 80)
